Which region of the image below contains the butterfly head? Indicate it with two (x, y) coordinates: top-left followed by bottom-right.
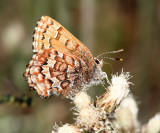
(94, 57), (103, 69)
(93, 57), (104, 78)
(88, 57), (107, 87)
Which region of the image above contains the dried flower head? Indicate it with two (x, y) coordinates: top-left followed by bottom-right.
(76, 105), (108, 132)
(97, 71), (133, 114)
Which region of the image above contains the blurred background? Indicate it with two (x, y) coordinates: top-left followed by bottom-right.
(0, 0), (160, 133)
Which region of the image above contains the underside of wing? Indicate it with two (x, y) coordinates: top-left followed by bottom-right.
(25, 48), (88, 97)
(32, 16), (94, 69)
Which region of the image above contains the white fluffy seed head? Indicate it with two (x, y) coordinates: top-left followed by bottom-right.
(120, 96), (138, 116)
(114, 96), (139, 131)
(145, 113), (160, 133)
(97, 70), (133, 114)
(52, 124), (81, 133)
(73, 91), (92, 110)
(109, 71), (132, 104)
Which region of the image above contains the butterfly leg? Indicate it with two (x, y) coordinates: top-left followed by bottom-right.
(100, 72), (111, 86)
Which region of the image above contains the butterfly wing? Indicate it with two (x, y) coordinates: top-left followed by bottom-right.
(32, 16), (94, 69)
(25, 16), (95, 97)
(25, 48), (88, 97)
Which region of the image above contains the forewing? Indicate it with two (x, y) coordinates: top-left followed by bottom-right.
(32, 16), (94, 69)
(24, 49), (87, 97)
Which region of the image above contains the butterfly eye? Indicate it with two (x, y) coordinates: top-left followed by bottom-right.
(95, 59), (100, 64)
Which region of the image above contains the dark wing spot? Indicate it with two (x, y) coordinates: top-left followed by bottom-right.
(32, 45), (34, 50)
(43, 30), (47, 33)
(40, 66), (43, 73)
(43, 62), (48, 65)
(43, 59), (48, 65)
(42, 35), (45, 40)
(41, 73), (46, 79)
(48, 53), (51, 57)
(33, 52), (38, 54)
(42, 44), (45, 49)
(33, 30), (36, 35)
(65, 40), (69, 46)
(48, 79), (53, 85)
(32, 36), (34, 42)
(55, 51), (58, 55)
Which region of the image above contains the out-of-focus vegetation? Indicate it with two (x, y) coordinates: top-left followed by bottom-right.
(0, 0), (159, 133)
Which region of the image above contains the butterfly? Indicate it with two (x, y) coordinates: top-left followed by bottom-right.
(24, 16), (108, 98)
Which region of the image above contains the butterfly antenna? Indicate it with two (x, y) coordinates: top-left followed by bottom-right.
(97, 49), (124, 57)
(100, 56), (123, 61)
